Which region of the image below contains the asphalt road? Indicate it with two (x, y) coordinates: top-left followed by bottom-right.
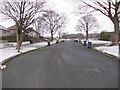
(2, 41), (118, 88)
(0, 70), (2, 89)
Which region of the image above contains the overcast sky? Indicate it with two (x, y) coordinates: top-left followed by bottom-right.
(0, 0), (114, 35)
(46, 0), (114, 34)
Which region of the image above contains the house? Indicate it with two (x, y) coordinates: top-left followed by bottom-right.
(28, 29), (40, 38)
(27, 27), (44, 42)
(7, 25), (43, 41)
(0, 25), (11, 37)
(7, 25), (17, 34)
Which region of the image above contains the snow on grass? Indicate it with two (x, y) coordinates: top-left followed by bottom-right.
(81, 39), (111, 45)
(0, 41), (56, 65)
(89, 39), (119, 58)
(0, 46), (37, 64)
(95, 45), (119, 58)
(81, 39), (119, 58)
(0, 41), (48, 64)
(88, 39), (111, 45)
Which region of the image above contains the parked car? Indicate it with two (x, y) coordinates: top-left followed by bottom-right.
(74, 39), (79, 42)
(60, 40), (64, 42)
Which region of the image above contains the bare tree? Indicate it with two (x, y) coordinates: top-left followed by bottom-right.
(42, 10), (67, 41)
(0, 0), (45, 52)
(34, 16), (47, 37)
(76, 14), (99, 41)
(79, 0), (120, 45)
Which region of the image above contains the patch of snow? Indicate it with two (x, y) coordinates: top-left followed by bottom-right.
(81, 39), (119, 58)
(50, 40), (56, 44)
(81, 39), (111, 45)
(0, 41), (57, 66)
(0, 41), (48, 65)
(95, 45), (119, 58)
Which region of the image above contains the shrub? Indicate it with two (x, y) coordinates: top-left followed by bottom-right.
(0, 34), (29, 42)
(100, 31), (112, 41)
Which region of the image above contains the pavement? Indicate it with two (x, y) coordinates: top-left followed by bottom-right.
(2, 41), (118, 88)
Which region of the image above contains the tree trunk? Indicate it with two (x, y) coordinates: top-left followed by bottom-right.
(16, 31), (20, 52)
(19, 32), (24, 48)
(111, 20), (119, 45)
(51, 31), (54, 41)
(16, 23), (24, 52)
(86, 23), (89, 41)
(86, 30), (88, 41)
(58, 32), (61, 39)
(16, 23), (21, 52)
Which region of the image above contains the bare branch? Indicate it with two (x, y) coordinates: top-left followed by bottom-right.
(76, 14), (99, 41)
(40, 10), (67, 40)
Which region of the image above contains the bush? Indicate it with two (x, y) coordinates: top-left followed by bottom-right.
(100, 32), (112, 41)
(0, 36), (7, 40)
(102, 33), (111, 41)
(0, 34), (29, 42)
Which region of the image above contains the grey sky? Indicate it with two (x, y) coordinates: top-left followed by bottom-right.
(46, 0), (114, 34)
(0, 0), (114, 35)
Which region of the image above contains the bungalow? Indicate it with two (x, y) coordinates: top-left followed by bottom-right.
(0, 25), (10, 36)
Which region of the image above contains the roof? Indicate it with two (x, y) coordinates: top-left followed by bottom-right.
(7, 25), (16, 30)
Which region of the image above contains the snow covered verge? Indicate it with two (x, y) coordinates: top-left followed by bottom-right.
(0, 41), (56, 68)
(81, 39), (119, 58)
(95, 45), (118, 58)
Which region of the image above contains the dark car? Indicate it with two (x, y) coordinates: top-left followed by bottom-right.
(74, 39), (79, 42)
(60, 40), (64, 42)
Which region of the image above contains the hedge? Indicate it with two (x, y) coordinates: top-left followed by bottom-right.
(100, 32), (112, 41)
(0, 34), (29, 42)
(100, 31), (120, 41)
